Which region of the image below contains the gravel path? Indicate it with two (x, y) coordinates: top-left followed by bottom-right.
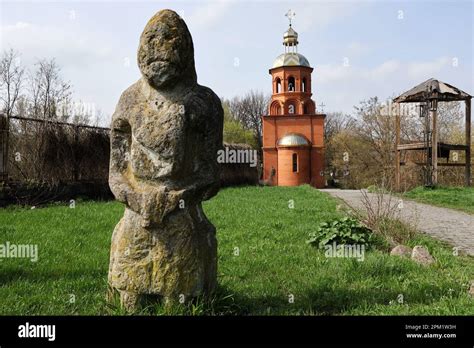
(321, 189), (474, 256)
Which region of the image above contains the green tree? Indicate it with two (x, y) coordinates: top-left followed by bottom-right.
(222, 99), (257, 148)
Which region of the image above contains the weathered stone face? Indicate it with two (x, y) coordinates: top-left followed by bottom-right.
(108, 9), (223, 311)
(137, 9), (196, 89)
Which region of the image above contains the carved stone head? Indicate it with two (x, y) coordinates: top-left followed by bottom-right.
(137, 9), (197, 89)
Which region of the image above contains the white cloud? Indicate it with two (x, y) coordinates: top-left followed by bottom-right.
(1, 21), (114, 68)
(347, 41), (371, 57)
(318, 57), (451, 84)
(186, 0), (235, 30)
(371, 59), (400, 78)
(7, 21), (30, 30)
(292, 2), (360, 32)
(315, 56), (461, 113)
(317, 63), (354, 83)
(0, 21), (137, 126)
(407, 57), (450, 79)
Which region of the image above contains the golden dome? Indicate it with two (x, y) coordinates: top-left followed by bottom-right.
(272, 23), (310, 69)
(283, 26), (298, 46)
(272, 52), (310, 69)
(277, 133), (311, 147)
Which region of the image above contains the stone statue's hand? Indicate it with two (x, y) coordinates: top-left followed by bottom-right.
(140, 210), (152, 228)
(137, 186), (161, 227)
(138, 186), (184, 227)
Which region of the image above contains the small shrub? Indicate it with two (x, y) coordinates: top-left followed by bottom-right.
(374, 217), (417, 247)
(352, 186), (418, 247)
(366, 184), (391, 194)
(307, 216), (374, 249)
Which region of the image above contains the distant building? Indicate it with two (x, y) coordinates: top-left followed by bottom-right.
(262, 21), (325, 187)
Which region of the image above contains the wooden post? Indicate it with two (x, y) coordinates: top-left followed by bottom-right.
(0, 114), (8, 183)
(395, 103), (401, 191)
(466, 98), (472, 186)
(73, 125), (79, 182)
(431, 100), (438, 186)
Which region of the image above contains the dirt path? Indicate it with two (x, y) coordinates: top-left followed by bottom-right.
(321, 189), (474, 256)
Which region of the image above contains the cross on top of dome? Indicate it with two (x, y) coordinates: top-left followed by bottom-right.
(285, 9), (296, 26)
(283, 10), (298, 51)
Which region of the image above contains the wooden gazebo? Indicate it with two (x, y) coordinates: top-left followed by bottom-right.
(393, 78), (472, 189)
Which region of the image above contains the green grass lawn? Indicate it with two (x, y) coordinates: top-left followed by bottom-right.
(0, 185), (473, 315)
(403, 186), (474, 214)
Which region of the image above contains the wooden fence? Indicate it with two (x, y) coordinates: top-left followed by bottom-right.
(0, 113), (259, 205)
(0, 113), (110, 185)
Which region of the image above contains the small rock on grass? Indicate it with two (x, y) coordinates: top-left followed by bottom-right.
(469, 281), (474, 298)
(390, 245), (412, 258)
(411, 245), (435, 266)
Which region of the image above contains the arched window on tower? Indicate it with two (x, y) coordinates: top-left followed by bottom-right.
(301, 77), (307, 92)
(292, 153), (298, 172)
(277, 104), (282, 115)
(270, 101), (282, 115)
(288, 76), (295, 92)
(275, 78), (282, 93)
(274, 104), (282, 115)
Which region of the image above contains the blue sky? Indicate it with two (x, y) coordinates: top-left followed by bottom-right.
(1, 0), (472, 125)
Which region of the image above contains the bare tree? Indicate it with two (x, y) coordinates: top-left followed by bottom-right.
(354, 97), (397, 186)
(0, 49), (25, 117)
(324, 111), (357, 175)
(324, 111), (357, 143)
(30, 58), (71, 120)
(229, 90), (269, 149)
(437, 101), (464, 143)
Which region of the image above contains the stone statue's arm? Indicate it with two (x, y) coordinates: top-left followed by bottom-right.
(181, 88), (223, 203)
(109, 108), (185, 226)
(108, 114), (142, 211)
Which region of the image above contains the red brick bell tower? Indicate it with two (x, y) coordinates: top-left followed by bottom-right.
(262, 14), (325, 188)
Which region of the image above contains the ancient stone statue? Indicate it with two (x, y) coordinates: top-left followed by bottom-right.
(107, 9), (223, 311)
